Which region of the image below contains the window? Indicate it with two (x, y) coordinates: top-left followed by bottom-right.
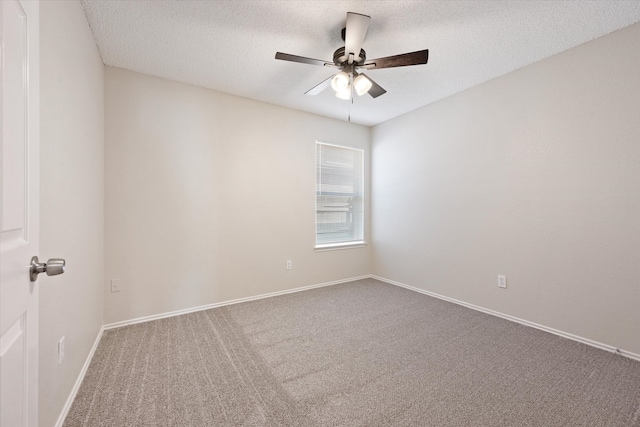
(315, 142), (364, 248)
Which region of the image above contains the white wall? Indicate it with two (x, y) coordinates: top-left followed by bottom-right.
(40, 1), (104, 426)
(372, 23), (640, 354)
(104, 67), (370, 324)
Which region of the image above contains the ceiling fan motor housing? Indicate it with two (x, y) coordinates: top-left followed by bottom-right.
(333, 47), (366, 66)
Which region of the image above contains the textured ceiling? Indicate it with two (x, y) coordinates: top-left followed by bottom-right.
(81, 1), (640, 126)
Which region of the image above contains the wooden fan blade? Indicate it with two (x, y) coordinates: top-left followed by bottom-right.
(360, 73), (387, 98)
(305, 75), (335, 95)
(362, 49), (429, 69)
(344, 12), (370, 63)
(275, 52), (337, 68)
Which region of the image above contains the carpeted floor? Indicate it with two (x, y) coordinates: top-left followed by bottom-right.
(64, 278), (640, 426)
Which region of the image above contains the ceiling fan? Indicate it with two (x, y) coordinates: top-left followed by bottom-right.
(275, 12), (429, 100)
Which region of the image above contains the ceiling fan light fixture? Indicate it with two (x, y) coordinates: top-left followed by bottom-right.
(353, 74), (372, 96)
(331, 72), (350, 92)
(275, 12), (429, 104)
(335, 86), (352, 100)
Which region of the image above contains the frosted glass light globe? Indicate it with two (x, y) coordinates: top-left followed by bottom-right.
(335, 86), (351, 100)
(353, 74), (373, 96)
(331, 72), (350, 91)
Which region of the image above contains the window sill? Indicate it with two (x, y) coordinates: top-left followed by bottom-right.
(314, 241), (367, 252)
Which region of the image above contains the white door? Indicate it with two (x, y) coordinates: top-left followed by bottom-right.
(0, 1), (40, 426)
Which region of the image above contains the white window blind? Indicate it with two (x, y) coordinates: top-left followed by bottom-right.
(316, 142), (364, 246)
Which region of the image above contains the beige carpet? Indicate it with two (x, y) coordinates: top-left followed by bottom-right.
(64, 278), (640, 426)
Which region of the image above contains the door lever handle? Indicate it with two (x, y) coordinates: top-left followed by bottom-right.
(30, 256), (65, 282)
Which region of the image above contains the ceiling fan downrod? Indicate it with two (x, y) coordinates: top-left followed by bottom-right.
(332, 46), (367, 66)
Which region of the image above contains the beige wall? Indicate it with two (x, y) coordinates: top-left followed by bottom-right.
(104, 67), (370, 324)
(40, 1), (104, 426)
(371, 23), (640, 354)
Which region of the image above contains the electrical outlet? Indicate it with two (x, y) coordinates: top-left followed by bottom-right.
(111, 279), (122, 292)
(58, 336), (65, 364)
(286, 260), (292, 270)
(498, 275), (507, 289)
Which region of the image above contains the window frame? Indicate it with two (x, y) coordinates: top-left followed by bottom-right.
(314, 141), (366, 250)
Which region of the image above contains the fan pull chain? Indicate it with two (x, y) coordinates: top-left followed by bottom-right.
(348, 86), (353, 122)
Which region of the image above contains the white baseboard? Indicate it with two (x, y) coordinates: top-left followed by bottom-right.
(55, 325), (105, 427)
(372, 275), (640, 362)
(103, 275), (371, 330)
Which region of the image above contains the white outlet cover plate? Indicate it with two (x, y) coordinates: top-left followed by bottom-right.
(498, 275), (507, 288)
(111, 279), (121, 292)
(58, 336), (65, 364)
